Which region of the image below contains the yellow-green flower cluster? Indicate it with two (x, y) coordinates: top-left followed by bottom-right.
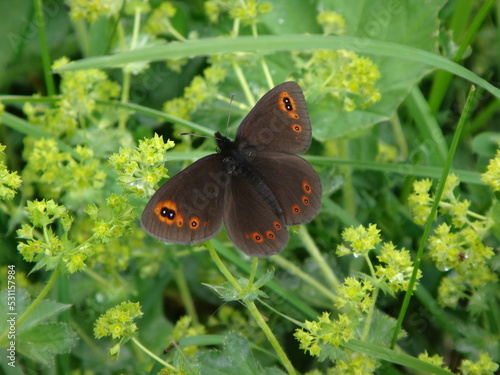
(336, 224), (381, 257)
(376, 242), (422, 292)
(0, 144), (22, 200)
(171, 316), (207, 356)
(418, 351), (450, 371)
(481, 145), (500, 192)
(163, 66), (226, 120)
(294, 312), (354, 357)
(334, 277), (374, 313)
(124, 0), (151, 15)
(409, 174), (496, 309)
(24, 58), (120, 138)
(23, 139), (106, 204)
(331, 352), (378, 374)
(317, 11), (346, 35)
(301, 50), (381, 112)
(459, 353), (499, 375)
(408, 178), (433, 225)
(165, 66), (227, 119)
(17, 199), (92, 274)
(94, 301), (143, 358)
(205, 0), (272, 25)
(86, 193), (136, 245)
(94, 301), (143, 339)
(108, 133), (175, 198)
(144, 2), (181, 39)
(68, 0), (119, 23)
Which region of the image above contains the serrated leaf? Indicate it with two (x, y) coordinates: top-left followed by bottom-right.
(365, 310), (398, 347)
(18, 300), (72, 330)
(0, 289), (30, 334)
(202, 282), (240, 302)
(0, 289), (72, 333)
(198, 333), (285, 375)
(18, 323), (78, 367)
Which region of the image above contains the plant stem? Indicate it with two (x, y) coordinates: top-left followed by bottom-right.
(247, 257), (259, 291)
(205, 241), (296, 374)
(245, 301), (297, 375)
(174, 266), (199, 325)
(205, 241), (241, 292)
(361, 286), (379, 341)
(0, 267), (60, 344)
(131, 337), (176, 370)
(270, 255), (336, 303)
(390, 86), (477, 348)
(300, 226), (340, 289)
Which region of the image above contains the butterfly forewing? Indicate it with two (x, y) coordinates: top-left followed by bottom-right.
(141, 155), (227, 244)
(236, 82), (312, 154)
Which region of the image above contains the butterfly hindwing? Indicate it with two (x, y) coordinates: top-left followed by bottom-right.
(248, 151), (322, 225)
(236, 82), (311, 154)
(223, 173), (290, 257)
(141, 154), (227, 244)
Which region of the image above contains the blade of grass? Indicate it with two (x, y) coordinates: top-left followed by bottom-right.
(33, 0), (56, 96)
(0, 111), (76, 156)
(165, 152), (483, 185)
(428, 0), (495, 113)
(390, 86), (478, 348)
(346, 340), (453, 375)
(54, 35), (500, 100)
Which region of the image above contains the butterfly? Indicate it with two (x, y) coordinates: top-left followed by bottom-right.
(141, 81), (321, 257)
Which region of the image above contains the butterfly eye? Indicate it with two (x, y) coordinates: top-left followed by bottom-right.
(155, 201), (184, 225)
(162, 208), (175, 219)
(273, 221), (282, 230)
(283, 97), (294, 111)
(246, 232), (264, 243)
(189, 217), (201, 229)
(302, 181), (312, 194)
(264, 231), (275, 240)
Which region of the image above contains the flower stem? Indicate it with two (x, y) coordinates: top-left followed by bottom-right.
(245, 301), (297, 375)
(300, 226), (340, 289)
(131, 337), (176, 370)
(205, 241), (296, 374)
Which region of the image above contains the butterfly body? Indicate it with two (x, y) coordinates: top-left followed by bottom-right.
(142, 82), (321, 257)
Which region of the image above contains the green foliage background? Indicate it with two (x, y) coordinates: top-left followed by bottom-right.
(0, 0), (499, 374)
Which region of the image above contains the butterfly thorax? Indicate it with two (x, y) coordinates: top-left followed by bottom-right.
(214, 131), (282, 216)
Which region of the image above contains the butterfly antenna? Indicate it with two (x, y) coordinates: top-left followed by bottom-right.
(225, 93), (235, 136)
(178, 133), (214, 138)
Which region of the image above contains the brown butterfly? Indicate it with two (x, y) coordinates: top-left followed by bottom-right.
(141, 82), (321, 257)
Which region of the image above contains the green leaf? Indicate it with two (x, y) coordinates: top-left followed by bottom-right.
(198, 332), (285, 375)
(54, 36), (499, 101)
(17, 323), (78, 367)
(18, 300), (72, 330)
(472, 132), (500, 158)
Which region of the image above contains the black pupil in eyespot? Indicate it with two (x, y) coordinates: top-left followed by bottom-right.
(161, 208), (175, 219)
(283, 97), (293, 111)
